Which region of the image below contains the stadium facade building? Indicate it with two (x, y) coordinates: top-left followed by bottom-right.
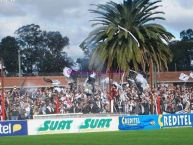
(0, 71), (193, 88)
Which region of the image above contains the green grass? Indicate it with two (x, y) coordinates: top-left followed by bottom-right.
(0, 128), (193, 145)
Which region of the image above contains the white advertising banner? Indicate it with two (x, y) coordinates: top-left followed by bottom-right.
(28, 116), (118, 135)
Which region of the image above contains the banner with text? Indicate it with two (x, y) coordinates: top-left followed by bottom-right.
(0, 121), (28, 136)
(119, 115), (160, 130)
(119, 114), (193, 130)
(28, 116), (118, 135)
(158, 114), (193, 128)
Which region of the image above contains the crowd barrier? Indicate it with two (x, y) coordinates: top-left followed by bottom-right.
(0, 114), (193, 136)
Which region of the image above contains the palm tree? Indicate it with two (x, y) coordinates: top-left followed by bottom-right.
(81, 0), (174, 73)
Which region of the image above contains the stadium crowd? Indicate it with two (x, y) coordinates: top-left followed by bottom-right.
(0, 81), (193, 120)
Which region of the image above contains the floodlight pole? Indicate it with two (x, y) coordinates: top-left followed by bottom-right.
(18, 49), (22, 77)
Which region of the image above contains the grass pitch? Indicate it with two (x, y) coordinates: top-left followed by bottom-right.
(0, 128), (193, 145)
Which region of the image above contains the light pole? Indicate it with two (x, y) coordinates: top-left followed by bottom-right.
(0, 58), (6, 120)
(149, 60), (154, 114)
(18, 49), (22, 77)
(187, 49), (193, 70)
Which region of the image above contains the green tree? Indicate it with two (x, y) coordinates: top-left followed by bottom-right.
(40, 31), (73, 73)
(81, 0), (174, 73)
(168, 40), (193, 71)
(15, 24), (73, 75)
(180, 28), (193, 41)
(0, 36), (19, 75)
(15, 24), (45, 73)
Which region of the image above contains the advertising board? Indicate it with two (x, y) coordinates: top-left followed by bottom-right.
(28, 116), (118, 135)
(158, 114), (193, 128)
(119, 114), (193, 130)
(119, 115), (160, 130)
(0, 121), (28, 136)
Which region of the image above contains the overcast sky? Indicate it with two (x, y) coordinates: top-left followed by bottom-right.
(0, 0), (193, 60)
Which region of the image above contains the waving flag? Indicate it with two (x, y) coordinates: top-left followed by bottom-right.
(136, 73), (148, 90)
(0, 64), (5, 70)
(52, 80), (61, 86)
(101, 77), (110, 84)
(63, 67), (72, 78)
(190, 72), (193, 78)
(90, 72), (96, 78)
(113, 82), (122, 89)
(179, 73), (189, 82)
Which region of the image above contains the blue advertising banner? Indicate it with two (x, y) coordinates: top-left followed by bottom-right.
(158, 114), (193, 128)
(119, 115), (160, 130)
(0, 121), (28, 136)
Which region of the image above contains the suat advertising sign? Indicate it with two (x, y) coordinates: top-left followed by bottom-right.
(79, 118), (112, 129)
(38, 120), (73, 132)
(158, 114), (193, 128)
(28, 117), (118, 135)
(0, 121), (28, 136)
(118, 115), (160, 130)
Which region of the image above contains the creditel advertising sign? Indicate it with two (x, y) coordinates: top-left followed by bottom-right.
(119, 114), (193, 130)
(28, 117), (118, 135)
(118, 115), (160, 130)
(158, 114), (193, 128)
(0, 121), (28, 136)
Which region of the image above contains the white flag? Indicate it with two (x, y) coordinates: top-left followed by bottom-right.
(113, 82), (122, 89)
(90, 72), (96, 78)
(190, 72), (193, 78)
(101, 77), (110, 84)
(136, 73), (148, 90)
(0, 64), (5, 70)
(54, 87), (62, 92)
(63, 67), (72, 78)
(179, 73), (189, 82)
(136, 74), (147, 84)
(52, 80), (61, 86)
(191, 60), (193, 66)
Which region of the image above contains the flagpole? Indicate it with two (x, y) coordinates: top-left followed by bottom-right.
(1, 58), (6, 120)
(108, 69), (114, 113)
(149, 60), (154, 114)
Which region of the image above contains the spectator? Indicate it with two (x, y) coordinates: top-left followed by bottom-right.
(10, 105), (19, 120)
(0, 83), (192, 120)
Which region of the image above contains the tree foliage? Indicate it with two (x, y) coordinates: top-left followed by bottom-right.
(168, 41), (193, 71)
(168, 28), (193, 71)
(81, 0), (174, 73)
(0, 36), (19, 74)
(14, 24), (73, 75)
(0, 24), (73, 76)
(180, 28), (193, 41)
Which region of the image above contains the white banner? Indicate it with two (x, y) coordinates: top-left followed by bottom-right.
(27, 116), (118, 135)
(179, 73), (189, 82)
(63, 67), (72, 78)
